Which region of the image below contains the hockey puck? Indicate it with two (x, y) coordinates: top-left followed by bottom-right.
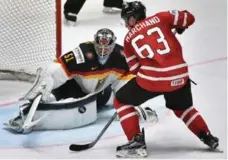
(78, 106), (86, 114)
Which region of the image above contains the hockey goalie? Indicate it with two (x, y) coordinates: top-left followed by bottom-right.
(4, 28), (158, 134)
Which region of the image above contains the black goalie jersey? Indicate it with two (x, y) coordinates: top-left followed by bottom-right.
(56, 41), (134, 94)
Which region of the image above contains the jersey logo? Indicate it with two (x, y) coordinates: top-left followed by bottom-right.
(91, 66), (98, 70)
(171, 78), (184, 86)
(95, 77), (107, 91)
(73, 47), (85, 64)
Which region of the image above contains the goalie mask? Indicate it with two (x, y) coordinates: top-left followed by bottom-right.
(94, 28), (117, 64)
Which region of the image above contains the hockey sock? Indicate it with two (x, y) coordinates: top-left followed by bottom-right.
(114, 98), (140, 140)
(173, 106), (210, 136)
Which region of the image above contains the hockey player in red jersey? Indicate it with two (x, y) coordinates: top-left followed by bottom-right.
(113, 1), (219, 158)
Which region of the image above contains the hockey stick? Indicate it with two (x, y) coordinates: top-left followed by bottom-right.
(69, 112), (117, 151)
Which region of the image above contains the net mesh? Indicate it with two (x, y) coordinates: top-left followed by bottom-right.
(0, 0), (60, 81)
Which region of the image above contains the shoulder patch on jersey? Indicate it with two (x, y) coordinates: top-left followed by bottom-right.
(169, 10), (178, 15)
(72, 47), (85, 64)
(86, 52), (94, 60)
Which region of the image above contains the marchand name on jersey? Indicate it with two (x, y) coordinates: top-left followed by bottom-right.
(125, 16), (160, 42)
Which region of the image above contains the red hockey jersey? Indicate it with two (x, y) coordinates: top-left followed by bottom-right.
(124, 10), (195, 92)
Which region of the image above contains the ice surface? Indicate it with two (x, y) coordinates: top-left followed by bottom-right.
(0, 0), (226, 159)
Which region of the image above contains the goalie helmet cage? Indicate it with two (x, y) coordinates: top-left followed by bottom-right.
(0, 0), (62, 82)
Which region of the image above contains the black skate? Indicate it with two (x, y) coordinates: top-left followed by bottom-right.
(198, 131), (219, 149)
(64, 12), (77, 25)
(116, 128), (147, 158)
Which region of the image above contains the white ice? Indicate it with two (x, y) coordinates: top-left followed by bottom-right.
(0, 0), (227, 159)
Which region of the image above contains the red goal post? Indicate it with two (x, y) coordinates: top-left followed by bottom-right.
(0, 0), (62, 81)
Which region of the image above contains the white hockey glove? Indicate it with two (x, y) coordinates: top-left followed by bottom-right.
(135, 106), (158, 123)
(115, 106), (158, 123)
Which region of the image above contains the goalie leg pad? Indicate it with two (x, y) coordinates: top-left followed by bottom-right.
(33, 98), (97, 130)
(4, 94), (98, 133)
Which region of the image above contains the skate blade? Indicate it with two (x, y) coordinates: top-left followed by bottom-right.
(208, 147), (224, 153)
(116, 148), (147, 158)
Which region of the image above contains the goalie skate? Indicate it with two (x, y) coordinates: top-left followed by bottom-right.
(4, 114), (25, 133)
(4, 95), (47, 134)
(116, 129), (147, 158)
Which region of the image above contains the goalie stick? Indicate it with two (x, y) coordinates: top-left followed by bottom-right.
(69, 112), (117, 151)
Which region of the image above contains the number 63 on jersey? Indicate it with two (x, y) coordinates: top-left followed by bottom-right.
(131, 27), (171, 59)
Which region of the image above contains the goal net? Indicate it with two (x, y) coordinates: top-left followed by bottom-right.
(0, 0), (62, 81)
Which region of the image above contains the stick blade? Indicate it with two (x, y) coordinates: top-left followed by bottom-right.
(69, 143), (92, 151)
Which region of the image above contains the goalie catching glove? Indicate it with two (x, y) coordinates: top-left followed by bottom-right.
(22, 69), (54, 102)
(21, 62), (69, 102)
